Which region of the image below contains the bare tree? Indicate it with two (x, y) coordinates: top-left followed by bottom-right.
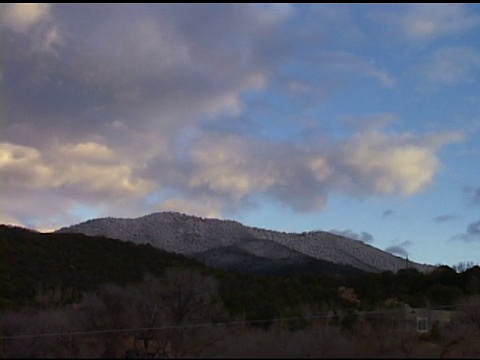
(121, 269), (225, 358)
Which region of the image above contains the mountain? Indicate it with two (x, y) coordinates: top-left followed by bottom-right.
(57, 211), (435, 273)
(192, 238), (366, 276)
(0, 224), (206, 307)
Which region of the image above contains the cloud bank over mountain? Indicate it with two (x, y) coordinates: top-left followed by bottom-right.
(1, 4), (478, 270)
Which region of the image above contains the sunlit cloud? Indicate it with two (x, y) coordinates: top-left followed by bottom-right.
(1, 140), (155, 202)
(338, 131), (464, 195)
(0, 3), (51, 32)
(400, 4), (480, 41)
(0, 3), (474, 242)
(157, 197), (223, 219)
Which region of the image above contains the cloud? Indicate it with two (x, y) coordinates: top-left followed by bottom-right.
(140, 127), (464, 214)
(467, 221), (480, 237)
(400, 4), (480, 41)
(0, 3), (51, 32)
(383, 209), (394, 218)
(421, 47), (480, 85)
(342, 113), (398, 133)
(451, 220), (480, 243)
(0, 142), (53, 190)
(2, 4), (280, 147)
(463, 186), (480, 206)
(0, 3), (62, 55)
(385, 240), (412, 257)
(0, 4), (470, 230)
(1, 141), (154, 202)
(312, 51), (396, 89)
(156, 197), (223, 219)
(187, 135), (279, 200)
(330, 229), (374, 243)
(369, 4), (480, 46)
(434, 214), (456, 223)
(385, 246), (408, 258)
(3, 124), (463, 230)
(338, 131), (464, 195)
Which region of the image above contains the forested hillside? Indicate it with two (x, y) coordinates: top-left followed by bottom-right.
(57, 211), (434, 273)
(2, 224), (480, 358)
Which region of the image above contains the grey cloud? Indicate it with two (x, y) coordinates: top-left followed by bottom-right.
(330, 229), (374, 243)
(467, 221), (480, 236)
(420, 47), (480, 86)
(3, 4), (288, 145)
(383, 209), (394, 218)
(142, 128), (464, 214)
(464, 186), (480, 206)
(385, 245), (408, 258)
(0, 4), (470, 230)
(385, 240), (411, 257)
(434, 214), (456, 223)
(342, 113), (398, 133)
(451, 219), (480, 243)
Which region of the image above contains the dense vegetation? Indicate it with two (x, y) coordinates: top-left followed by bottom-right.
(0, 225), (209, 309)
(2, 225), (480, 315)
(2, 225), (480, 357)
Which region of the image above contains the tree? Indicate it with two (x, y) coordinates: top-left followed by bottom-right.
(123, 269), (224, 358)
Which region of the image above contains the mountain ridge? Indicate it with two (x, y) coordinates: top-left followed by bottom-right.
(56, 211), (435, 273)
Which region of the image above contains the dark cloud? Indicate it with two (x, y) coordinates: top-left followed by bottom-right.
(385, 245), (408, 257)
(0, 4), (468, 230)
(433, 214), (456, 223)
(3, 4), (291, 145)
(451, 220), (480, 242)
(464, 186), (480, 206)
(330, 229), (374, 243)
(384, 240), (411, 257)
(383, 209), (394, 218)
(467, 220), (480, 236)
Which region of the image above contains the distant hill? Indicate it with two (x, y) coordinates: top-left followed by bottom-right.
(192, 238), (366, 276)
(57, 211), (435, 273)
(0, 224), (203, 307)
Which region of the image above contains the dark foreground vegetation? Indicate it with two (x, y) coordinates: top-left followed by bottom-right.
(1, 225), (480, 357)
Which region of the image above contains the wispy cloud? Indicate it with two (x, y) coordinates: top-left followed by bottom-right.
(385, 240), (412, 257)
(401, 4), (480, 41)
(451, 219), (480, 243)
(382, 209), (394, 218)
(434, 214), (456, 223)
(371, 4), (480, 43)
(463, 186), (480, 206)
(420, 47), (480, 86)
(330, 229), (374, 243)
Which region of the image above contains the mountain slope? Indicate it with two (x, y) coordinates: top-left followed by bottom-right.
(57, 211), (435, 273)
(192, 238), (366, 276)
(0, 224), (205, 307)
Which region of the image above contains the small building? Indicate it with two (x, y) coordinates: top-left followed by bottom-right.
(404, 305), (454, 333)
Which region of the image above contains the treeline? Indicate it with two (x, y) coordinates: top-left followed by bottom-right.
(2, 225), (480, 357)
(2, 224), (480, 318)
(0, 225), (209, 310)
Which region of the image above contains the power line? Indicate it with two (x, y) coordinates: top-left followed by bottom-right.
(2, 302), (479, 340)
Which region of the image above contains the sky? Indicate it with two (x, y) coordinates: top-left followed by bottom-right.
(1, 3), (480, 268)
